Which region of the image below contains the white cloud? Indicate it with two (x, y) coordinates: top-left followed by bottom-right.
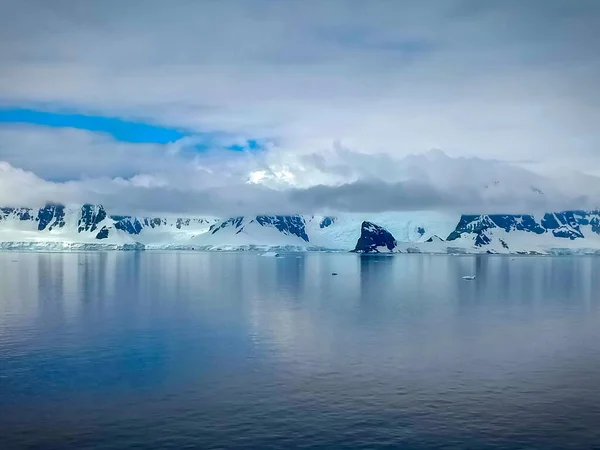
(0, 125), (187, 180)
(1, 125), (600, 216)
(1, 0), (599, 169)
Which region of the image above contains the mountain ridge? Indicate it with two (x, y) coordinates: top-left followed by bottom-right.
(2, 203), (600, 254)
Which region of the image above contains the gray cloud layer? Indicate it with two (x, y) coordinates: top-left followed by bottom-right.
(1, 1), (600, 214)
(1, 126), (599, 216)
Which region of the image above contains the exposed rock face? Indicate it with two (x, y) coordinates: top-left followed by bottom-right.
(37, 204), (66, 231)
(353, 221), (397, 253)
(209, 215), (310, 242)
(0, 203), (216, 242)
(255, 216), (309, 242)
(0, 207), (34, 222)
(446, 211), (600, 248)
(112, 216), (164, 234)
(78, 204), (107, 233)
(319, 217), (336, 228)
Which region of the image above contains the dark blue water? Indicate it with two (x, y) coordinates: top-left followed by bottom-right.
(1, 252), (600, 449)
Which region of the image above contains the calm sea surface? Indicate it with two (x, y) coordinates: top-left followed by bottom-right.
(1, 252), (600, 449)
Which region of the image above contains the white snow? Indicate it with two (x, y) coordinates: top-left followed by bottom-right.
(189, 217), (313, 251)
(448, 226), (600, 255)
(0, 207), (136, 247)
(306, 211), (460, 251)
(0, 206), (217, 251)
(2, 206), (600, 255)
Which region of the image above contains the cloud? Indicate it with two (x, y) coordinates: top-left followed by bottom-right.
(1, 159), (597, 217)
(0, 124), (267, 182)
(1, 125), (599, 216)
(1, 1), (600, 215)
(0, 125), (181, 180)
(1, 0), (599, 170)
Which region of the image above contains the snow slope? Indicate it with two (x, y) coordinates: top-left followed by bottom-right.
(305, 212), (459, 250)
(0, 204), (217, 250)
(0, 204), (137, 249)
(189, 216), (319, 251)
(445, 212), (600, 254)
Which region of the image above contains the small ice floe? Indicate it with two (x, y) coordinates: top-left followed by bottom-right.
(462, 275), (476, 281)
(261, 251), (281, 258)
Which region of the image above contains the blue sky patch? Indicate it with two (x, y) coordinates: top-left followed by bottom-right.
(0, 108), (187, 144)
(228, 139), (263, 152)
(0, 107), (264, 151)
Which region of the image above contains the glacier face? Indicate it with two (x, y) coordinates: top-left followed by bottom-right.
(2, 204), (600, 254)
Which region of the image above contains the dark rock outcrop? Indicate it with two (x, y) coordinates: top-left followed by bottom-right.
(78, 204), (107, 233)
(0, 207), (34, 221)
(210, 215), (310, 242)
(353, 221), (397, 253)
(37, 204), (66, 231)
(319, 217), (336, 228)
(255, 215), (309, 242)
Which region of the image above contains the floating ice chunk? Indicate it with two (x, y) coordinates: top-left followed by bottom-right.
(462, 275), (476, 280)
(261, 251), (281, 257)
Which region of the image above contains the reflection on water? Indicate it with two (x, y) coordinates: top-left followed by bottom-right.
(1, 253), (600, 449)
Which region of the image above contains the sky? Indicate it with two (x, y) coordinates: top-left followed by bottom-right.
(1, 0), (600, 215)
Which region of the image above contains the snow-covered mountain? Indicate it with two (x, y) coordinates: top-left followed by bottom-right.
(351, 211), (600, 255)
(445, 211), (600, 254)
(2, 203), (600, 254)
(0, 204), (217, 250)
(189, 215), (316, 251)
(187, 211), (459, 251)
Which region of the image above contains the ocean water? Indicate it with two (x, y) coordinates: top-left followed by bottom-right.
(1, 252), (600, 449)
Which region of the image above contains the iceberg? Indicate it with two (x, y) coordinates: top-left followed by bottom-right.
(261, 251), (281, 257)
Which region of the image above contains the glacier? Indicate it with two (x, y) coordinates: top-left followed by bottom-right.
(2, 203), (600, 254)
